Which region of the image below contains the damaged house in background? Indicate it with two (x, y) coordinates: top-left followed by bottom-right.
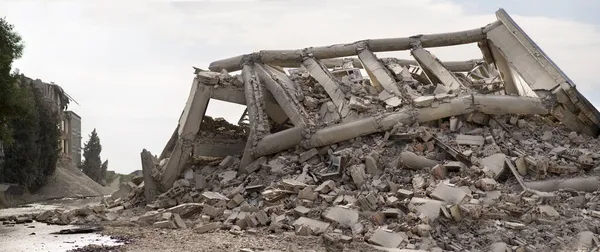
(94, 9), (600, 251)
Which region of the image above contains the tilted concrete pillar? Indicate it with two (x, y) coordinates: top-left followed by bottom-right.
(357, 47), (403, 97)
(141, 149), (160, 201)
(254, 63), (312, 127)
(302, 57), (352, 120)
(160, 78), (212, 189)
(411, 48), (463, 93)
(239, 64), (272, 169)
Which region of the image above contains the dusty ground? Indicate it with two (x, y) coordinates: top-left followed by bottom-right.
(100, 226), (382, 252)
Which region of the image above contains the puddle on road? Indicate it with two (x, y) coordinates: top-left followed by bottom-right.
(0, 221), (124, 252)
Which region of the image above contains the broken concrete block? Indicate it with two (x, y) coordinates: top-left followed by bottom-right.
(515, 157), (528, 175)
(294, 206), (311, 216)
(480, 153), (506, 180)
(397, 189), (414, 199)
(398, 151), (439, 170)
(431, 183), (467, 205)
(456, 135), (485, 146)
(430, 164), (447, 179)
(167, 203), (203, 218)
(368, 228), (404, 248)
(195, 222), (220, 234)
(541, 131), (553, 141)
(227, 194), (245, 209)
(349, 164), (366, 186)
(173, 213), (187, 229)
(322, 206), (359, 227)
(357, 193), (378, 211)
(298, 187), (318, 201)
(476, 178), (498, 191)
(315, 180), (336, 194)
(449, 117), (459, 132)
(219, 156), (235, 168)
(538, 205), (560, 218)
(365, 155), (378, 174)
(153, 220), (176, 229)
(292, 217), (330, 235)
(445, 161), (466, 172)
(299, 148), (319, 163)
(202, 205), (224, 218)
(36, 210), (54, 222)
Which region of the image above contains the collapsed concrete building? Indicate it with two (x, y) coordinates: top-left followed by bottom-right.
(100, 9), (600, 251)
(151, 8), (600, 193)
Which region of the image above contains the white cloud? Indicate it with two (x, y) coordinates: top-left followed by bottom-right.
(1, 0), (598, 174)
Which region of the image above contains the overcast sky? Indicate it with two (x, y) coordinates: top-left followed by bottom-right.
(1, 0), (599, 174)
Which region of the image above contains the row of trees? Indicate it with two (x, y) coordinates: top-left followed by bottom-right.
(0, 17), (110, 190)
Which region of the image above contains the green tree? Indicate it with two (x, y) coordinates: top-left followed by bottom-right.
(1, 83), (40, 188)
(81, 129), (104, 183)
(0, 17), (27, 144)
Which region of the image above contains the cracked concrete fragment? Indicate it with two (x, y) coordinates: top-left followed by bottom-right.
(322, 206), (359, 227)
(456, 135), (485, 146)
(368, 228), (405, 248)
(431, 183), (468, 205)
(292, 217), (330, 235)
(398, 151), (439, 170)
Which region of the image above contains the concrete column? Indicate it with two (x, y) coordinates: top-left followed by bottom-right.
(357, 47), (402, 97)
(141, 149), (160, 201)
(411, 48), (463, 93)
(160, 79), (212, 189)
(254, 63), (311, 127)
(239, 64), (271, 169)
(302, 57), (351, 119)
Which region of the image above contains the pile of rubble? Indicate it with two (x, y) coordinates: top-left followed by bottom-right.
(104, 9), (600, 251)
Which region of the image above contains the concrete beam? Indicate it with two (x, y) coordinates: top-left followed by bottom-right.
(255, 63), (312, 127)
(302, 57), (351, 119)
(262, 57), (482, 72)
(411, 48), (463, 92)
(254, 95), (547, 157)
(239, 64), (272, 169)
(161, 79), (212, 189)
(209, 22), (500, 72)
(357, 48), (402, 97)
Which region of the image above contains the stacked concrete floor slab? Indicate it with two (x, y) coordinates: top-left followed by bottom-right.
(93, 9), (600, 251)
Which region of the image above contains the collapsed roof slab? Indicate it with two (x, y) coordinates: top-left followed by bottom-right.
(209, 22), (500, 72)
(486, 8), (600, 135)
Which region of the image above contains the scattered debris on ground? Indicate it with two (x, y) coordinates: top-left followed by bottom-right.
(4, 8), (600, 252)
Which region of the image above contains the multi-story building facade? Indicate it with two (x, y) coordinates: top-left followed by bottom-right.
(25, 76), (81, 168)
